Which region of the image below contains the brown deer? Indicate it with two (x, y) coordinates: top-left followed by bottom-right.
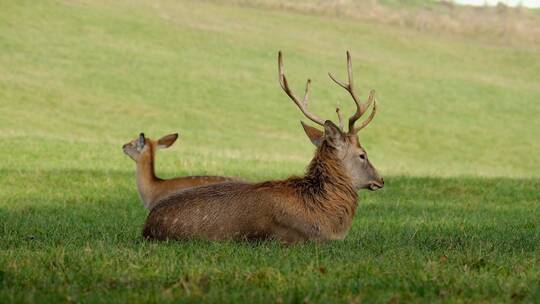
(143, 51), (384, 243)
(123, 133), (239, 210)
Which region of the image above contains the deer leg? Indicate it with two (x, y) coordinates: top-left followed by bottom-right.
(271, 225), (308, 244)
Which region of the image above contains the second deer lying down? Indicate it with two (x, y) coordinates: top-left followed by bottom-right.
(123, 133), (238, 210)
(143, 51), (384, 243)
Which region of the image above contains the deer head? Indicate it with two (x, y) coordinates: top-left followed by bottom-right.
(122, 133), (178, 162)
(278, 51), (384, 191)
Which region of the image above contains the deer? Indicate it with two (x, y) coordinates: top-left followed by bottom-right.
(142, 51), (384, 243)
(122, 132), (239, 210)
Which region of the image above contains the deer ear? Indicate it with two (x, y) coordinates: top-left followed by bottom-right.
(137, 133), (146, 150)
(323, 120), (345, 148)
(157, 133), (179, 149)
(301, 121), (324, 147)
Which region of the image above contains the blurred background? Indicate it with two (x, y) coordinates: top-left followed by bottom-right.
(1, 2), (540, 302)
(1, 0), (539, 180)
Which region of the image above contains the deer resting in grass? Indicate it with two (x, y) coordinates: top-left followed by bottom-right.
(123, 133), (238, 210)
(143, 51), (384, 243)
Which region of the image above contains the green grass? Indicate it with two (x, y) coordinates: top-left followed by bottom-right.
(1, 0), (539, 302)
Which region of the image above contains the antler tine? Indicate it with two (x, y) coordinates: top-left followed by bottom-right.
(352, 96), (377, 133)
(328, 71), (348, 90)
(278, 51), (325, 126)
(328, 51), (377, 134)
(336, 105), (344, 131)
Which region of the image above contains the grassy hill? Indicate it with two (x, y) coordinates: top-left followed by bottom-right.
(1, 0), (539, 302)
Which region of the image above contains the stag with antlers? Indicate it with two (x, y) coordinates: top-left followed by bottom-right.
(142, 51), (383, 243)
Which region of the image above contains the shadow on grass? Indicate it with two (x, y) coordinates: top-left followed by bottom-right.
(1, 169), (539, 253)
(1, 170), (540, 303)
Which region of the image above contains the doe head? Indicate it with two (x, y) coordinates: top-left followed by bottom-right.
(122, 132), (179, 162)
(278, 51), (384, 191)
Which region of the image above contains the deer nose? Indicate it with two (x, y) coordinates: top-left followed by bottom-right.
(378, 177), (385, 188)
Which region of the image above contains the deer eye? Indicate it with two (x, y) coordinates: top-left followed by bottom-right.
(359, 154), (366, 160)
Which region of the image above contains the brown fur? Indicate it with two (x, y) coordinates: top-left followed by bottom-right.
(143, 132), (364, 244)
(123, 133), (240, 210)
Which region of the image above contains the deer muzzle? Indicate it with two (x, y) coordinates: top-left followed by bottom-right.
(368, 177), (384, 191)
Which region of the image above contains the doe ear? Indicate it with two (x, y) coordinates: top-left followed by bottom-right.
(323, 120), (345, 148)
(138, 133), (146, 148)
(301, 121), (324, 147)
(157, 133), (179, 149)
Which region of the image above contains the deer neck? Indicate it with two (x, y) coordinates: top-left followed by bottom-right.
(136, 148), (161, 209)
(302, 144), (357, 204)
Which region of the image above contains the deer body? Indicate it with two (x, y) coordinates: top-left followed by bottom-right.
(143, 51), (384, 243)
(144, 141), (358, 243)
(123, 133), (238, 210)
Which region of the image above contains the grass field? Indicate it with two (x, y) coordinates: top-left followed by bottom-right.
(1, 0), (540, 302)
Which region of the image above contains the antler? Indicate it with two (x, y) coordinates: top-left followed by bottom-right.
(278, 51), (325, 127)
(335, 105), (344, 131)
(328, 51), (377, 134)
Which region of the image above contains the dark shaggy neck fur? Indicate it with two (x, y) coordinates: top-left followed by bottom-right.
(304, 143), (354, 193)
(298, 142), (357, 209)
